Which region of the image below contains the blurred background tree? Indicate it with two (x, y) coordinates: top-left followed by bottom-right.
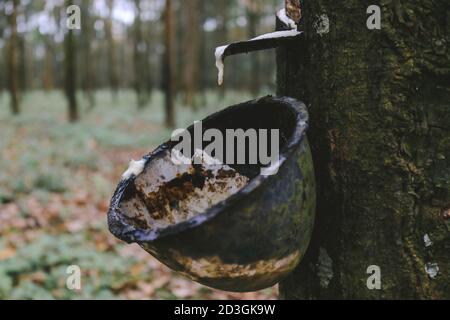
(0, 0), (283, 300)
(0, 0), (280, 122)
(64, 0), (78, 122)
(6, 0), (20, 115)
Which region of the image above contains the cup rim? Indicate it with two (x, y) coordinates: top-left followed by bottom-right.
(107, 95), (309, 244)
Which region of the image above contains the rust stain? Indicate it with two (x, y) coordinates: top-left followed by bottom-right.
(285, 0), (302, 24)
(169, 249), (301, 282)
(119, 151), (249, 231)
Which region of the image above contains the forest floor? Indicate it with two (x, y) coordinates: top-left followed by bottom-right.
(0, 90), (277, 300)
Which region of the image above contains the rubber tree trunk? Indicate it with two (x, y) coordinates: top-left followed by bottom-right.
(278, 0), (450, 299)
(7, 0), (20, 115)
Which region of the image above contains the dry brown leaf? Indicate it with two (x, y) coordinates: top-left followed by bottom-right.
(0, 247), (16, 260)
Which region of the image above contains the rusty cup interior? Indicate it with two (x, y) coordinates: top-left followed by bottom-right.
(109, 96), (307, 243)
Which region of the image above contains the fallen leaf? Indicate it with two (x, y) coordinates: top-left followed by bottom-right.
(0, 247), (16, 260)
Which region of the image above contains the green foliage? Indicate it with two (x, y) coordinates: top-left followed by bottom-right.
(0, 234), (142, 300)
(0, 187), (14, 204)
(33, 172), (67, 193)
(0, 90), (274, 300)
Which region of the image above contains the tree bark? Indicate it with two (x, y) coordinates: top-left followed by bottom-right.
(7, 0), (20, 115)
(278, 0), (450, 299)
(64, 12), (79, 123)
(163, 0), (176, 128)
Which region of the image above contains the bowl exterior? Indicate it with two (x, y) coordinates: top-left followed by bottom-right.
(139, 138), (316, 292)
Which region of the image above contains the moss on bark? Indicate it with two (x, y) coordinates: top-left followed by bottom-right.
(278, 0), (450, 299)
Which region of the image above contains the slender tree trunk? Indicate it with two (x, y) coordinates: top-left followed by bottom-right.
(0, 20), (4, 97)
(217, 0), (229, 97)
(106, 0), (118, 100)
(53, 4), (64, 89)
(246, 0), (261, 96)
(198, 0), (208, 105)
(174, 1), (184, 94)
(7, 0), (20, 115)
(163, 0), (175, 128)
(19, 3), (32, 92)
(64, 20), (79, 122)
(120, 37), (132, 95)
(144, 24), (154, 102)
(43, 39), (54, 91)
(18, 36), (27, 92)
(81, 0), (95, 108)
(182, 0), (200, 108)
(133, 0), (148, 108)
(278, 0), (450, 299)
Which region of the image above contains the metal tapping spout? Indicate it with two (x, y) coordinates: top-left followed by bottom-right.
(215, 0), (303, 86)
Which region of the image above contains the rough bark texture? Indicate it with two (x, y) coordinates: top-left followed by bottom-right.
(278, 0), (450, 299)
(7, 0), (20, 115)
